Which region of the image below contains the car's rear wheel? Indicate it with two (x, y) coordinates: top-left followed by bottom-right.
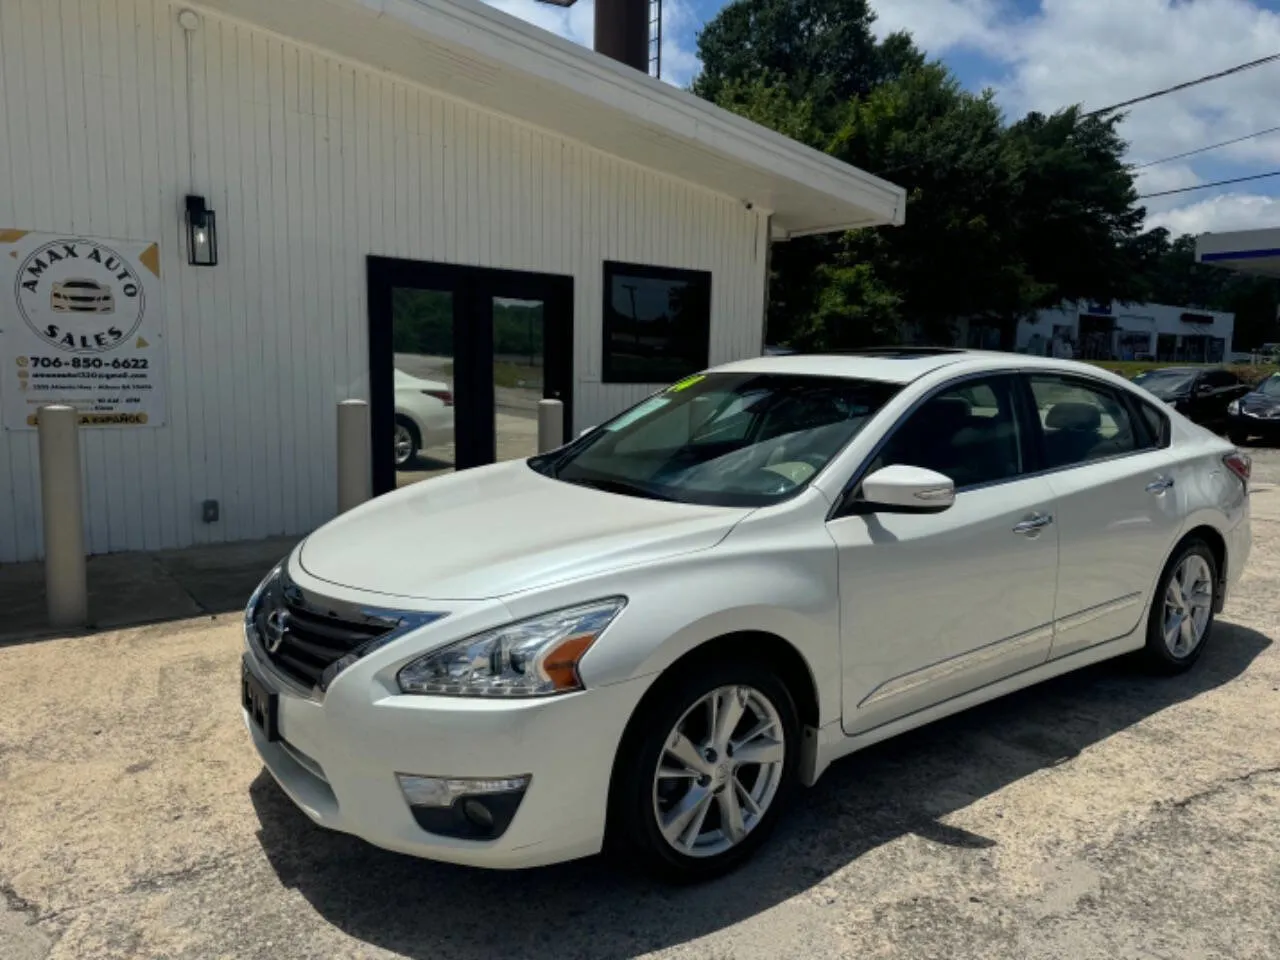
(393, 417), (420, 468)
(609, 659), (800, 883)
(1143, 539), (1218, 673)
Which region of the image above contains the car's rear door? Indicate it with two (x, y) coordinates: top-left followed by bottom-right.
(1024, 373), (1184, 660)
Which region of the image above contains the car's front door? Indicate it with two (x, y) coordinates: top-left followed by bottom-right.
(1191, 370), (1246, 427)
(1024, 374), (1184, 659)
(828, 374), (1060, 735)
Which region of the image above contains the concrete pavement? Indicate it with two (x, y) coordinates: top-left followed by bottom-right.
(1, 455), (1278, 959)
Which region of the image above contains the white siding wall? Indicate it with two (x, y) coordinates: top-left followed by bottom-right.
(0, 0), (768, 562)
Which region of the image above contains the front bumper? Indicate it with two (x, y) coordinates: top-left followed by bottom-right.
(242, 640), (649, 869)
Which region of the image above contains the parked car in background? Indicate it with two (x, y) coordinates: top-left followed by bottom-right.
(1228, 373), (1280, 446)
(1132, 367), (1251, 430)
(394, 369), (454, 467)
(242, 350), (1251, 882)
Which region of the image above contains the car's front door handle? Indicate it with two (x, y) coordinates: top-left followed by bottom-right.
(1012, 513), (1054, 535)
(1145, 476), (1175, 494)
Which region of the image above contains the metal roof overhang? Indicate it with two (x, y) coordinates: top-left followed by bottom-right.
(192, 0), (906, 237)
(1196, 228), (1280, 278)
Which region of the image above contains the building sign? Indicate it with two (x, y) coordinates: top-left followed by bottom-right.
(0, 229), (166, 429)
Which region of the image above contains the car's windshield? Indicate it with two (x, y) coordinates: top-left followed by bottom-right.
(1132, 369), (1197, 398)
(530, 373), (899, 507)
(1256, 375), (1280, 398)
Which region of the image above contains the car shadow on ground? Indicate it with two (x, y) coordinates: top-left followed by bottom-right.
(250, 621), (1271, 959)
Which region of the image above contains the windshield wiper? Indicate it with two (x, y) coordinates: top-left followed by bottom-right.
(562, 476), (675, 502)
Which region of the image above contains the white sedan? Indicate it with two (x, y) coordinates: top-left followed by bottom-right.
(241, 350), (1251, 882)
(393, 369), (454, 467)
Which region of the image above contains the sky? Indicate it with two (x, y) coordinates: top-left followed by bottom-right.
(482, 0), (1280, 239)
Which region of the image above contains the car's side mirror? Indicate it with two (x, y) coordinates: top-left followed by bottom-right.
(860, 465), (956, 514)
(1195, 382), (1214, 395)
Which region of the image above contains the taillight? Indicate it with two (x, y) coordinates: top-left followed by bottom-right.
(1224, 451), (1251, 489)
(423, 389), (454, 407)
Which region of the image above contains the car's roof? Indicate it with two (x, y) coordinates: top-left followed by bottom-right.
(712, 349), (1132, 386)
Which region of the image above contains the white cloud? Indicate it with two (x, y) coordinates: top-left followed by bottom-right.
(869, 0), (1280, 232)
(1147, 192), (1280, 235)
(480, 0), (701, 87)
(871, 0), (1006, 55)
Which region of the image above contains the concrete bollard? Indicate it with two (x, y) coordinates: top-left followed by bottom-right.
(37, 405), (88, 628)
(337, 399), (371, 513)
(537, 399), (565, 454)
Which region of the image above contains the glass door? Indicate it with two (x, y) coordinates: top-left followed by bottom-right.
(367, 258), (573, 496)
(492, 297), (544, 463)
(391, 288), (456, 487)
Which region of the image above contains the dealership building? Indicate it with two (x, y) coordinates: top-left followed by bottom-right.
(0, 0), (905, 563)
(1011, 300), (1236, 363)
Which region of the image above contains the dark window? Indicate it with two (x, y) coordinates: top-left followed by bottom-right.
(869, 376), (1025, 490)
(1028, 375), (1139, 468)
(1136, 400), (1172, 450)
(1202, 370), (1239, 389)
(602, 262), (711, 384)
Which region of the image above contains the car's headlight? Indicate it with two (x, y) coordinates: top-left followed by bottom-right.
(1228, 400), (1242, 415)
(244, 563), (283, 646)
(397, 598), (626, 697)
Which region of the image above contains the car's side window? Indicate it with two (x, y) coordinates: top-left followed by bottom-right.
(1028, 375), (1140, 469)
(1135, 399), (1171, 450)
(868, 375), (1024, 490)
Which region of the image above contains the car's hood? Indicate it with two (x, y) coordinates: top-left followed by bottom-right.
(1241, 391), (1280, 417)
(299, 460), (751, 600)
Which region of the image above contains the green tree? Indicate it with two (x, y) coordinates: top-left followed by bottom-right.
(693, 0), (923, 119)
(696, 9), (1147, 351)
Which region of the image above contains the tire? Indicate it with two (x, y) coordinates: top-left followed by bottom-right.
(1142, 538), (1218, 674)
(607, 656), (800, 883)
(393, 417), (420, 468)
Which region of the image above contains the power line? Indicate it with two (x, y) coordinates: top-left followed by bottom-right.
(1133, 124), (1280, 169)
(1137, 169), (1280, 199)
(1084, 52), (1280, 118)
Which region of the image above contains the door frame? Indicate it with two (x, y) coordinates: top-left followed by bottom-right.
(367, 256), (574, 496)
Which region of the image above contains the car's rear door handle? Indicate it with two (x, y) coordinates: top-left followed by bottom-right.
(1145, 476), (1175, 494)
(1013, 513), (1054, 535)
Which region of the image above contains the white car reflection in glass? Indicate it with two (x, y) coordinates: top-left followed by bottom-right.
(242, 350), (1251, 883)
(393, 368), (454, 467)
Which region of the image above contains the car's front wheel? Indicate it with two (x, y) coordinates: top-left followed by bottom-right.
(1143, 538), (1218, 673)
(609, 658), (800, 882)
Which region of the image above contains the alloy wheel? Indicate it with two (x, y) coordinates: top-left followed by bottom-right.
(393, 424), (414, 466)
(1163, 554), (1213, 658)
(652, 685), (786, 859)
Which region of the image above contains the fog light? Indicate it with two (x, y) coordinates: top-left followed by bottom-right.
(462, 799), (495, 830)
(396, 773), (530, 840)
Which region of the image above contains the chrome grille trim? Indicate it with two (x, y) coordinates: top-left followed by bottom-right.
(245, 568), (447, 700)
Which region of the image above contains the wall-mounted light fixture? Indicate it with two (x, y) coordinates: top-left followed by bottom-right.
(185, 194), (218, 267)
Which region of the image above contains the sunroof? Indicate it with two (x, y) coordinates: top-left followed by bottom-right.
(836, 347), (967, 358)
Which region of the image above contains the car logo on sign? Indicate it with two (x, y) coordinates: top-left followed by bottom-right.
(264, 608), (290, 654)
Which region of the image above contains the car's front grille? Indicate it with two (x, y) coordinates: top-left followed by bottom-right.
(274, 604), (392, 687)
(251, 581), (397, 690)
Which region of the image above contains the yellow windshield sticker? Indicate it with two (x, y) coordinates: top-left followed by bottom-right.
(668, 374), (706, 393)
